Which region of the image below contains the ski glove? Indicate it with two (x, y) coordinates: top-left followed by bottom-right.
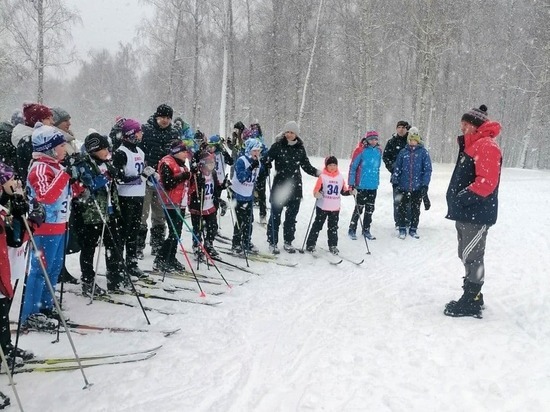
(10, 194), (29, 217)
(142, 166), (156, 178)
(28, 199), (45, 227)
(248, 159), (260, 170)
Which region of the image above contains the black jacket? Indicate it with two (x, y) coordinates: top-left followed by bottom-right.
(140, 115), (179, 169)
(0, 122), (16, 167)
(266, 136), (318, 203)
(382, 133), (408, 173)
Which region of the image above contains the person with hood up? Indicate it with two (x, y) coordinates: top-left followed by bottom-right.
(390, 127), (432, 240)
(347, 130), (382, 241)
(265, 121), (320, 254)
(444, 105), (502, 318)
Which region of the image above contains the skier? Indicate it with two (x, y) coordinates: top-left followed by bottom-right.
(76, 132), (126, 295)
(0, 162), (36, 365)
(347, 130), (382, 241)
(265, 121), (320, 254)
(205, 134), (233, 217)
(153, 140), (191, 273)
(444, 105), (502, 318)
(230, 138), (263, 254)
(305, 156), (352, 254)
(249, 121), (270, 225)
(21, 123), (84, 330)
(112, 119), (151, 280)
(390, 127), (432, 239)
(188, 151), (225, 258)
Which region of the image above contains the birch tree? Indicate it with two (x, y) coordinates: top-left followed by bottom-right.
(2, 0), (79, 103)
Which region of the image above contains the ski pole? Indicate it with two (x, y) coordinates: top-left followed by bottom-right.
(152, 182), (207, 296)
(298, 202), (316, 253)
(353, 194), (371, 255)
(153, 178), (231, 287)
(0, 344), (24, 411)
(88, 204), (108, 305)
(21, 217), (93, 389)
(90, 198), (151, 325)
(11, 243), (31, 376)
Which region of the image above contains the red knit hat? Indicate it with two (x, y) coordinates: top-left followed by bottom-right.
(23, 103), (53, 127)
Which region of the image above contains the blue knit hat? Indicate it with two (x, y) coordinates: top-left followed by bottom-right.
(32, 123), (66, 153)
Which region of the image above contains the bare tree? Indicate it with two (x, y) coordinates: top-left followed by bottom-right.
(2, 0), (79, 103)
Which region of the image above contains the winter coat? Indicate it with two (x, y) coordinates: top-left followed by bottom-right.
(187, 169), (223, 216)
(266, 136), (318, 203)
(446, 121), (502, 225)
(348, 142), (382, 190)
(74, 156), (121, 225)
(0, 122), (16, 167)
(383, 133), (408, 173)
(0, 206), (14, 299)
(12, 124), (34, 181)
(391, 144), (432, 192)
(140, 115), (179, 169)
(157, 154), (190, 208)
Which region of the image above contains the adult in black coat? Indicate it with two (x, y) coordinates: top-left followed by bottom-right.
(265, 121), (320, 254)
(382, 120), (410, 228)
(138, 104), (179, 258)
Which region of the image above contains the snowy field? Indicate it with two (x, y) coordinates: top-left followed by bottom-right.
(5, 157), (550, 412)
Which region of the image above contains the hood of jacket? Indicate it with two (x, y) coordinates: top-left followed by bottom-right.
(11, 123), (34, 146)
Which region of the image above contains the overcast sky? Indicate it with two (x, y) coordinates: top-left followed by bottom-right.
(64, 0), (152, 74)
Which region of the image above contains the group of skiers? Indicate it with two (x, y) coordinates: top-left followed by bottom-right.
(0, 100), (502, 408)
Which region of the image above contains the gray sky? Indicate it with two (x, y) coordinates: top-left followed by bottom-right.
(64, 0), (152, 73)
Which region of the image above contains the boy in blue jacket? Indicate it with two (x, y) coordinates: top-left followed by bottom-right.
(391, 127), (432, 239)
(347, 131), (382, 240)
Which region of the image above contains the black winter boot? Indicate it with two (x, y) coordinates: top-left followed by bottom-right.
(150, 225), (166, 256)
(136, 226), (148, 260)
(444, 281), (484, 318)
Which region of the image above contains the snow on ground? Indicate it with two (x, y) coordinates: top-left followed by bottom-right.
(5, 158), (550, 412)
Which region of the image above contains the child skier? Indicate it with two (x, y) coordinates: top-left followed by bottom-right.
(391, 127), (432, 239)
(347, 130), (382, 240)
(153, 140), (191, 272)
(188, 151), (224, 258)
(22, 123), (83, 330)
(205, 134), (233, 216)
(0, 162), (36, 366)
(76, 132), (126, 294)
(230, 138), (263, 254)
(113, 119), (152, 279)
(306, 156), (352, 254)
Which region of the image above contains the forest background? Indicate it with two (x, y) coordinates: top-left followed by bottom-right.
(0, 0), (548, 168)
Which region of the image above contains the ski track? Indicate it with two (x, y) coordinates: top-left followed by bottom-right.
(7, 161), (550, 411)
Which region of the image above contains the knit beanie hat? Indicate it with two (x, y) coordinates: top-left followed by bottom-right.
(244, 138), (263, 157)
(121, 119), (142, 139)
(51, 107), (71, 126)
(23, 103), (53, 127)
(85, 132), (110, 153)
(155, 104), (173, 119)
(31, 123), (66, 153)
(461, 105), (488, 127)
(396, 120), (410, 129)
(362, 130), (379, 143)
(0, 162), (15, 186)
(407, 127), (422, 144)
(325, 156), (338, 166)
(283, 121), (300, 136)
(169, 139), (187, 155)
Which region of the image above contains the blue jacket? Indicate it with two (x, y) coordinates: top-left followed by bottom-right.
(391, 144), (432, 191)
(348, 145), (382, 190)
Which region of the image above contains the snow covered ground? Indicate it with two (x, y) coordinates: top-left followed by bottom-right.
(5, 158), (550, 412)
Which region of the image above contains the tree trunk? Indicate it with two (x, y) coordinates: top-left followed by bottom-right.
(192, 0), (200, 127)
(298, 0), (323, 127)
(37, 0), (44, 103)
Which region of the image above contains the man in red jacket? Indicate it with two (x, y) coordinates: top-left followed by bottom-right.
(444, 105), (502, 318)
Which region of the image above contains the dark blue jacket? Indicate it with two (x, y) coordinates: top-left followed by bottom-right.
(391, 144), (432, 192)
